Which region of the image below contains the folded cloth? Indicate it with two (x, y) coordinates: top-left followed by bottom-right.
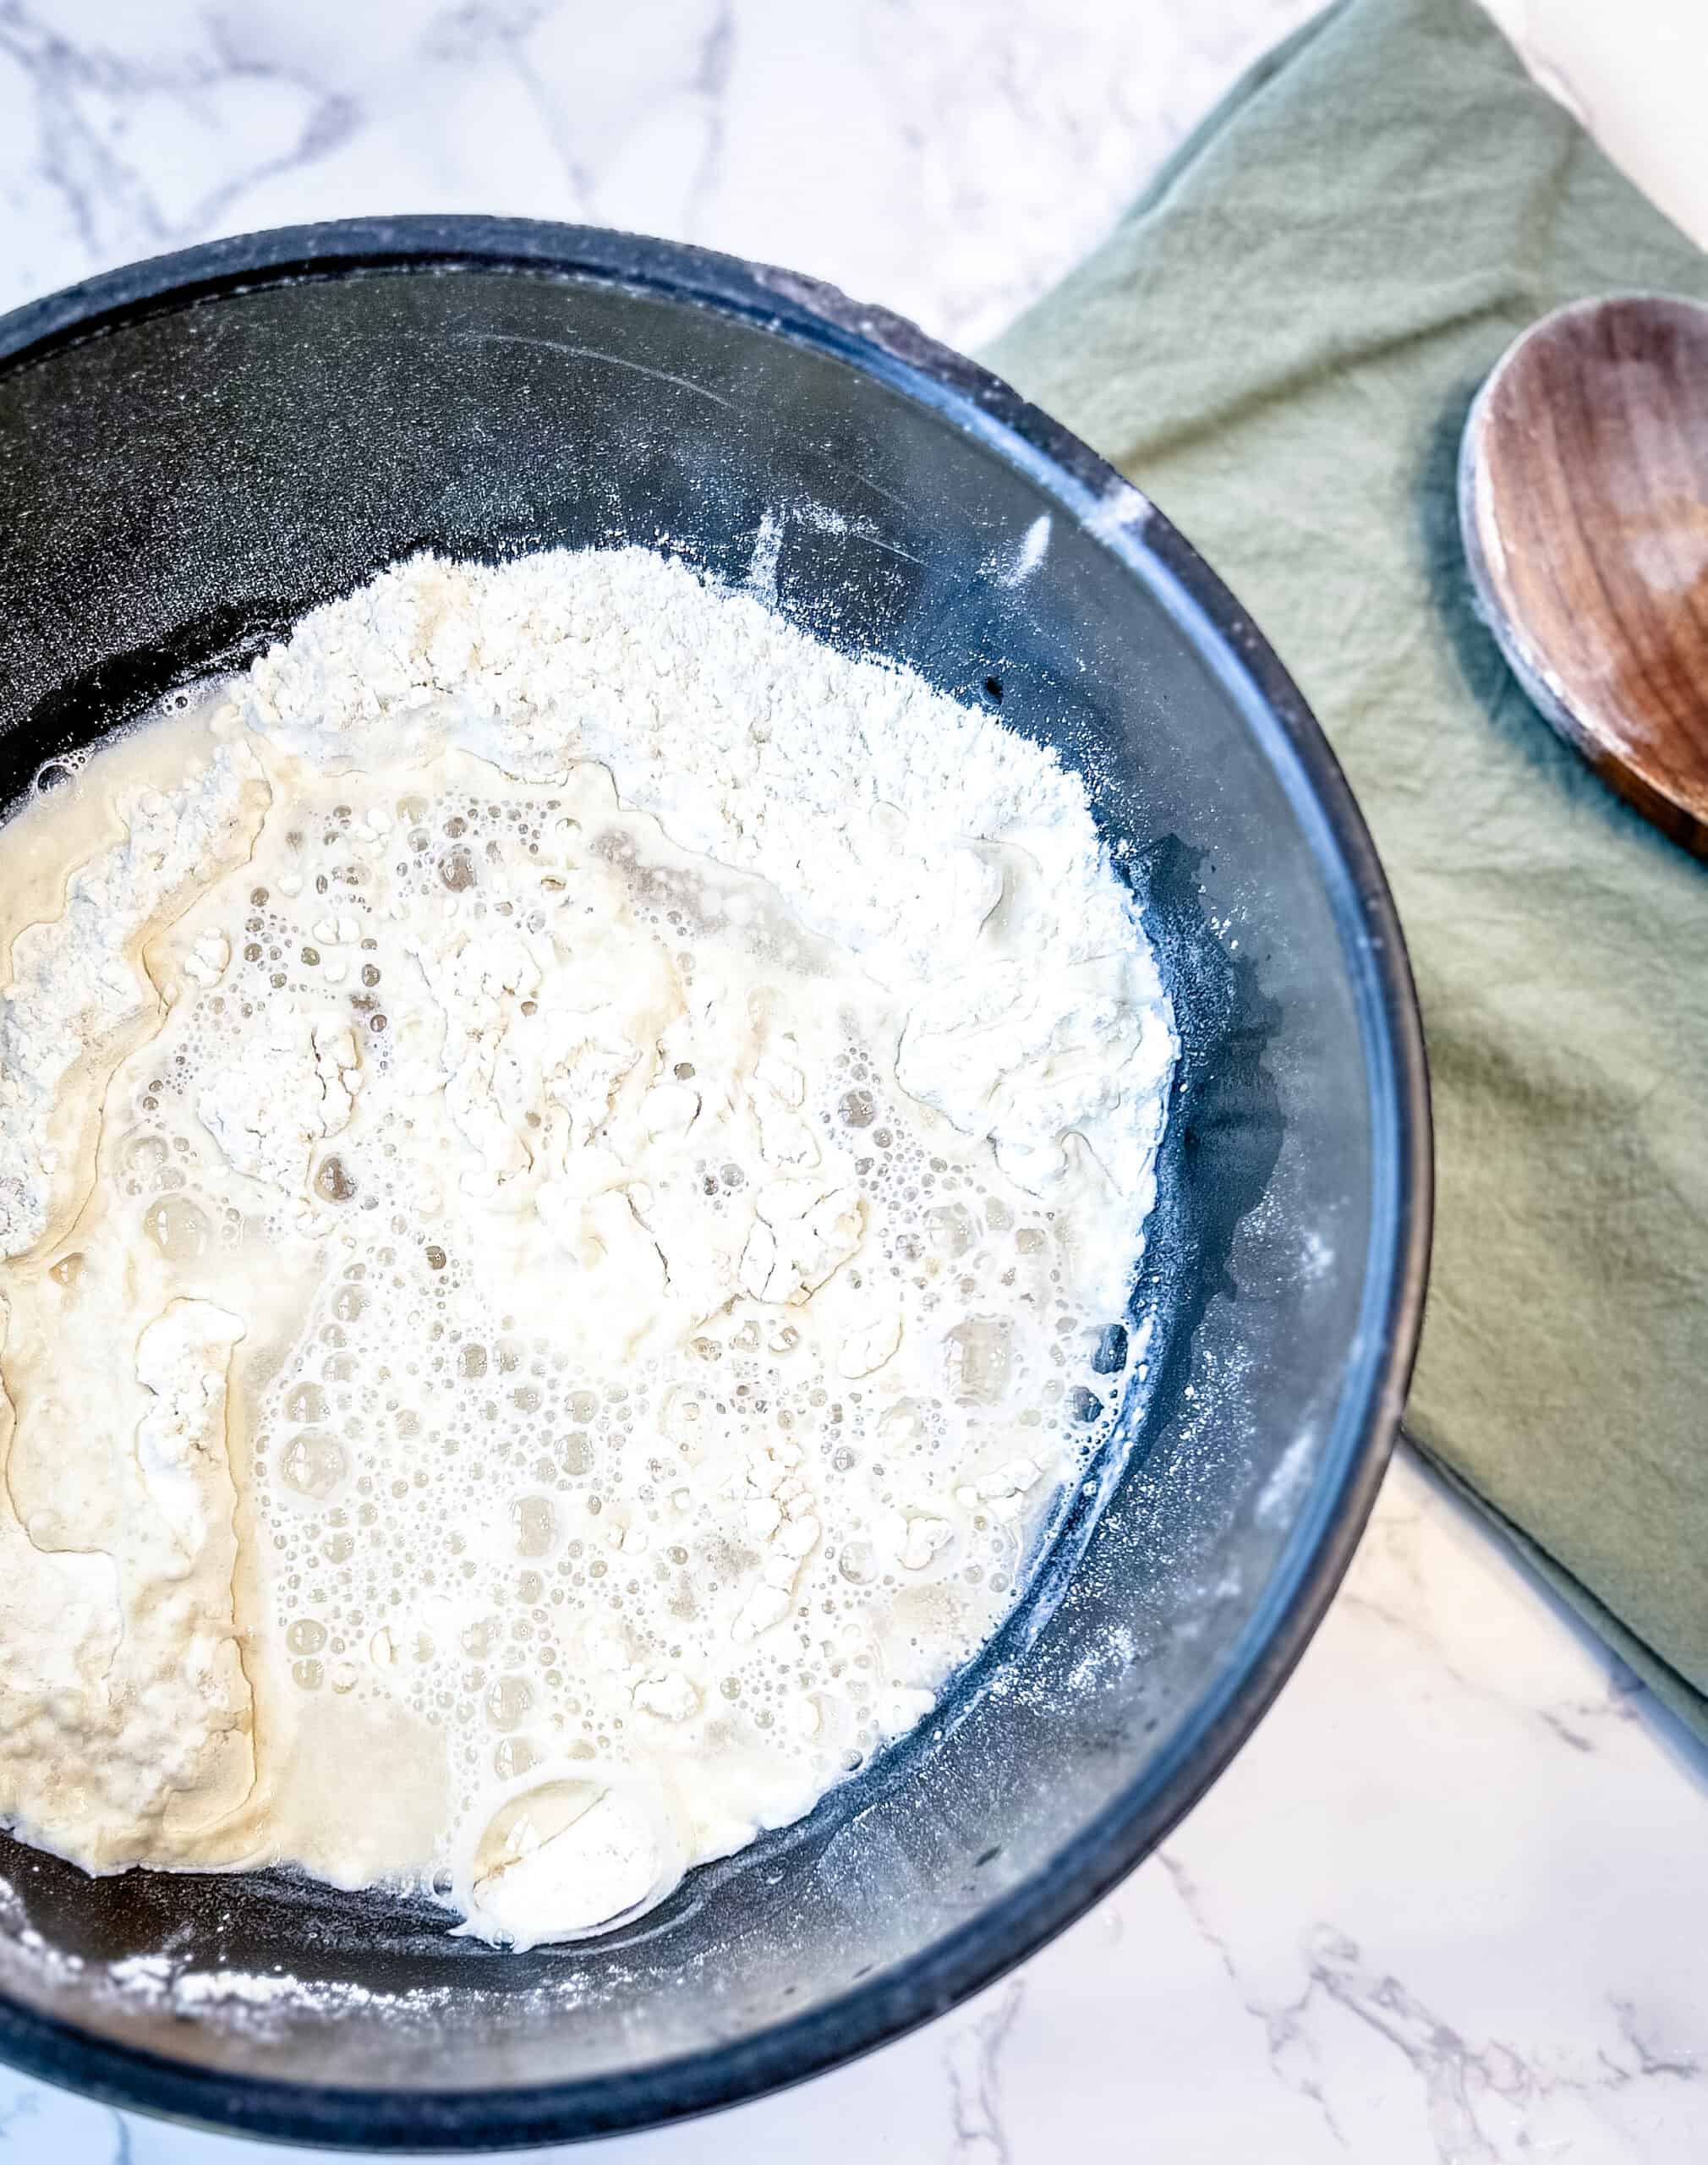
(985, 0), (1708, 1734)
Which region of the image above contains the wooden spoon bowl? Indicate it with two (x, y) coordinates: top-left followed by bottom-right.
(1459, 292), (1708, 855)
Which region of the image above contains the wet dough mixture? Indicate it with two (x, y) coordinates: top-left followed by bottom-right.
(0, 548), (1174, 1946)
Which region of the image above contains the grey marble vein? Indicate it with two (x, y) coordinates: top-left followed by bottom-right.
(685, 0), (733, 238)
(1161, 1804), (1707, 2165)
(1160, 1849), (1349, 2151)
(945, 1979), (1025, 2165)
(0, 0), (354, 272)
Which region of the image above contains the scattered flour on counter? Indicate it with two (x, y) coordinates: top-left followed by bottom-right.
(0, 546), (1175, 1950)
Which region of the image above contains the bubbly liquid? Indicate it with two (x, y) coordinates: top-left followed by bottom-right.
(0, 695), (1146, 1944)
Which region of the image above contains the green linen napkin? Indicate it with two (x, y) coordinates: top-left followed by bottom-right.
(985, 0), (1708, 1735)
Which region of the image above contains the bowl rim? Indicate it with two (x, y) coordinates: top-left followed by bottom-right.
(0, 215), (1432, 2151)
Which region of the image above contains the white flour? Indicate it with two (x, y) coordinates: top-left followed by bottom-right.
(240, 551), (1166, 1219)
(0, 736), (267, 1258)
(0, 547), (1175, 1948)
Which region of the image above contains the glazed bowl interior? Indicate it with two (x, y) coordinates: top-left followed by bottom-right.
(0, 221), (1427, 2150)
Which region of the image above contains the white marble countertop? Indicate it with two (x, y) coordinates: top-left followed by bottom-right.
(1, 3), (1705, 2159)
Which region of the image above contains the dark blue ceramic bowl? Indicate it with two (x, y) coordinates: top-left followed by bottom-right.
(0, 220), (1429, 2149)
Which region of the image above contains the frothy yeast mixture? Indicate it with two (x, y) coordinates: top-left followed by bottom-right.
(0, 549), (1174, 1947)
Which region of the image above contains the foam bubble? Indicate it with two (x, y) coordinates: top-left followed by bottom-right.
(52, 724), (1140, 1921)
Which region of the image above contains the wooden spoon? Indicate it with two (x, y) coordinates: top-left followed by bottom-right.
(1459, 293), (1708, 856)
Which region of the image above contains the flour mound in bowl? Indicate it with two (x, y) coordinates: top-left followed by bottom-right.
(0, 547), (1174, 1948)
